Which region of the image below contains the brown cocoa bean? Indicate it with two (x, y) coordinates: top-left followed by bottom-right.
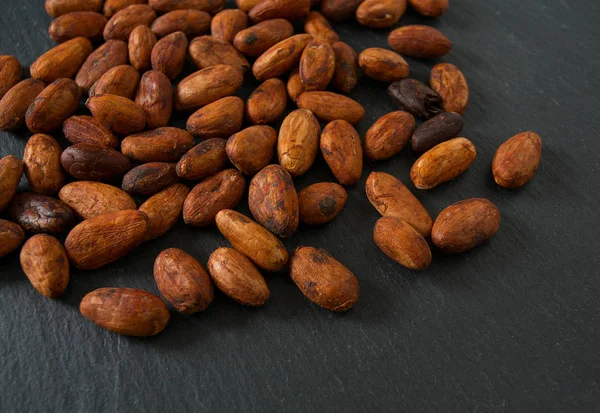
(174, 64), (244, 111)
(364, 111), (415, 161)
(61, 143), (131, 182)
(23, 134), (65, 195)
(356, 0), (407, 29)
(388, 25), (452, 59)
(46, 0), (103, 17)
(139, 183), (190, 240)
(103, 4), (156, 41)
(207, 247), (270, 306)
(0, 155), (23, 213)
(151, 31), (188, 80)
(298, 182), (347, 225)
(277, 109), (320, 176)
(246, 78), (287, 124)
(86, 94), (147, 134)
(76, 39), (128, 94)
(183, 169), (245, 227)
(0, 55), (22, 99)
(154, 248), (214, 313)
(320, 0), (363, 21)
(408, 0), (448, 17)
(176, 138), (228, 180)
(59, 181), (137, 219)
(233, 18), (294, 57)
(410, 137), (477, 189)
(1, 94), (32, 142)
(31, 37), (93, 83)
(358, 48), (410, 83)
(304, 11), (339, 44)
(429, 63), (469, 114)
(297, 91), (365, 125)
(215, 209), (288, 271)
(10, 193), (76, 234)
(211, 9), (248, 43)
(65, 210), (149, 269)
(365, 171), (432, 237)
(49, 11), (108, 43)
(373, 216), (432, 270)
(252, 34), (312, 81)
(248, 164), (299, 238)
(226, 126), (277, 175)
(299, 40), (335, 91)
(151, 9), (211, 39)
(135, 70), (173, 129)
(286, 68), (304, 101)
(290, 246), (359, 312)
(331, 41), (358, 94)
(320, 119), (363, 185)
(149, 0), (225, 13)
(128, 26), (157, 72)
(63, 115), (119, 148)
(121, 127), (195, 163)
(25, 78), (81, 133)
(432, 198), (501, 253)
(20, 234), (70, 298)
(186, 96), (244, 139)
(104, 0), (147, 18)
(189, 36), (250, 71)
(122, 162), (178, 196)
(492, 132), (542, 188)
(89, 64), (140, 99)
(80, 287), (170, 336)
(0, 219), (25, 258)
(248, 0), (310, 22)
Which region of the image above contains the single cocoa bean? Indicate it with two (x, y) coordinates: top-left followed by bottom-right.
(61, 143), (131, 182)
(23, 134), (64, 195)
(320, 120), (363, 185)
(10, 193), (76, 234)
(139, 183), (190, 240)
(183, 169), (245, 227)
(248, 164), (299, 238)
(290, 246), (359, 312)
(122, 162), (179, 196)
(121, 127), (195, 163)
(154, 248), (214, 313)
(80, 288), (169, 336)
(388, 78), (442, 119)
(135, 70), (173, 129)
(432, 198), (501, 253)
(411, 111), (464, 152)
(207, 247), (270, 306)
(298, 182), (347, 225)
(364, 111), (415, 161)
(226, 126), (277, 175)
(20, 234), (70, 298)
(176, 138), (228, 180)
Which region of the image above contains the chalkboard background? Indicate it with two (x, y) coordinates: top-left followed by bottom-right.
(1, 1), (599, 412)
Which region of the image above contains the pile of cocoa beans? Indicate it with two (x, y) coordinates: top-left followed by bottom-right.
(0, 0), (543, 336)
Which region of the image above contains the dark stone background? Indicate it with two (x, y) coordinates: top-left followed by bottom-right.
(1, 1), (599, 412)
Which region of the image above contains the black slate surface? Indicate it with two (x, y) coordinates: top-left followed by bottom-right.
(1, 1), (599, 412)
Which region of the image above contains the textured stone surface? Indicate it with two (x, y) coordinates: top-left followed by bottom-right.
(0, 0), (599, 411)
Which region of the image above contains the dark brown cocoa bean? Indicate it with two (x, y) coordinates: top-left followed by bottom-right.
(388, 79), (442, 120)
(411, 112), (464, 152)
(61, 143), (131, 181)
(122, 162), (178, 196)
(10, 193), (76, 234)
(176, 138), (228, 181)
